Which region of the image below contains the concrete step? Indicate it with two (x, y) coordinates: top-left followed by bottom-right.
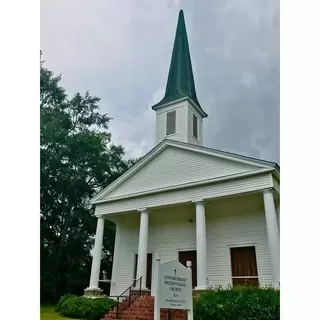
(102, 295), (185, 320)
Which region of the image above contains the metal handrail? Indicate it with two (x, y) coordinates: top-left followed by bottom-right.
(115, 276), (143, 319)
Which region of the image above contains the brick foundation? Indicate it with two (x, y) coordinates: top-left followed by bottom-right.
(103, 295), (185, 320)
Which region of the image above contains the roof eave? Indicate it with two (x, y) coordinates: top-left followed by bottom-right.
(151, 96), (208, 118)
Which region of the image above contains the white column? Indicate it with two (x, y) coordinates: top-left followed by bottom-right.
(263, 190), (280, 287)
(88, 216), (105, 290)
(136, 208), (149, 289)
(109, 224), (121, 297)
(194, 200), (208, 290)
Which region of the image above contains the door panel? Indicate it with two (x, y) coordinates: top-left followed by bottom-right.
(178, 250), (197, 288)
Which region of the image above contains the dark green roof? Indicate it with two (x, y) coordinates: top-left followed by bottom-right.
(152, 10), (207, 117)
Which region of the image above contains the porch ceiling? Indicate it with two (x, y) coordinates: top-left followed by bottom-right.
(100, 192), (267, 224)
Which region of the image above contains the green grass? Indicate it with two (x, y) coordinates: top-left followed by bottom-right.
(40, 305), (79, 320)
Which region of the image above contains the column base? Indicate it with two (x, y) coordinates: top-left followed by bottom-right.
(84, 287), (106, 298)
(194, 286), (208, 291)
(193, 287), (210, 299)
(131, 287), (151, 296)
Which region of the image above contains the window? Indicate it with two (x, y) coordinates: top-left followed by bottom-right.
(193, 114), (198, 139)
(166, 110), (176, 135)
(230, 246), (259, 287)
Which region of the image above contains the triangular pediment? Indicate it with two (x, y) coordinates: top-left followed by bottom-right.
(91, 140), (275, 204)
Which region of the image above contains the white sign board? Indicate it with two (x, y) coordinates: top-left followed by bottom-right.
(158, 260), (192, 310)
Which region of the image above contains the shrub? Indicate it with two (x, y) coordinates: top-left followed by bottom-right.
(59, 296), (116, 320)
(193, 286), (280, 320)
(55, 294), (76, 312)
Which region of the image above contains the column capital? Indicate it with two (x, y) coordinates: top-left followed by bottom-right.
(192, 199), (204, 205)
(263, 188), (274, 195)
(138, 208), (149, 214)
(95, 214), (104, 219)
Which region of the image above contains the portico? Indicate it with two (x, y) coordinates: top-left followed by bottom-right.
(85, 183), (280, 297)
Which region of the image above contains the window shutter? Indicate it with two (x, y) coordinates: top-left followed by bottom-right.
(193, 114), (198, 139)
(166, 111), (176, 135)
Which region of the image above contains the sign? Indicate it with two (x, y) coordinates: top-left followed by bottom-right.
(158, 260), (192, 310)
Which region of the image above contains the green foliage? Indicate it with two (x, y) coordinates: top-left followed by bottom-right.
(40, 52), (138, 303)
(193, 286), (280, 320)
(59, 296), (116, 320)
(55, 294), (76, 312)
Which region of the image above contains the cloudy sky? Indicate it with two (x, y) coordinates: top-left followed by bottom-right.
(41, 0), (279, 163)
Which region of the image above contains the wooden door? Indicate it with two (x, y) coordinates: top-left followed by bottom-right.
(230, 246), (259, 287)
(179, 250), (197, 288)
(134, 253), (153, 289)
(146, 253), (152, 289)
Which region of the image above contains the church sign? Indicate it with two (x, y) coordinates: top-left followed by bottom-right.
(158, 260), (192, 310)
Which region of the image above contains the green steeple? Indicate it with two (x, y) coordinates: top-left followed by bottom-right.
(152, 10), (207, 117)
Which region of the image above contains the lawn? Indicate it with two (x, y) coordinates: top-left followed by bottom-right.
(40, 305), (78, 320)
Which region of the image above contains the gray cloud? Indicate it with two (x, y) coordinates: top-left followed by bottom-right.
(41, 0), (279, 163)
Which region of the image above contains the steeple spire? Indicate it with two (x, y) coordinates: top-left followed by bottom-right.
(152, 10), (207, 117)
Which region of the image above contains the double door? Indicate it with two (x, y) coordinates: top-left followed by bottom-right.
(230, 246), (259, 286)
(133, 253), (153, 289)
(133, 251), (198, 290)
(178, 250), (197, 288)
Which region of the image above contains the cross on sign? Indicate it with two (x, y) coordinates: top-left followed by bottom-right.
(174, 269), (177, 275)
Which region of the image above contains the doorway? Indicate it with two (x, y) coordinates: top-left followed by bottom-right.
(133, 253), (153, 289)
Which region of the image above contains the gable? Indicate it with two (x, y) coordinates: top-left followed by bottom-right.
(99, 146), (267, 201)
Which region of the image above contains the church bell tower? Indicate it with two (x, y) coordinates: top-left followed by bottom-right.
(151, 10), (207, 146)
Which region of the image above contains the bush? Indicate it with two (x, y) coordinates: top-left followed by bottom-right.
(59, 296), (116, 320)
(193, 286), (280, 320)
(55, 294), (76, 312)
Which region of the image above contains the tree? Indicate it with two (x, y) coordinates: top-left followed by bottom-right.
(40, 53), (138, 303)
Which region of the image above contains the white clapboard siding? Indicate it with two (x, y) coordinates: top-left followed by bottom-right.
(104, 147), (261, 200)
(155, 99), (205, 146)
(109, 195), (274, 297)
(187, 106), (203, 145)
(95, 174), (272, 215)
(155, 101), (188, 145)
(110, 205), (196, 296)
(206, 197), (273, 287)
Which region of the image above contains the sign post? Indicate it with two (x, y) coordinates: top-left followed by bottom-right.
(186, 261), (193, 320)
(154, 258), (193, 320)
(154, 254), (161, 320)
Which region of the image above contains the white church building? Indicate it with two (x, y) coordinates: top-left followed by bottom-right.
(84, 10), (280, 298)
